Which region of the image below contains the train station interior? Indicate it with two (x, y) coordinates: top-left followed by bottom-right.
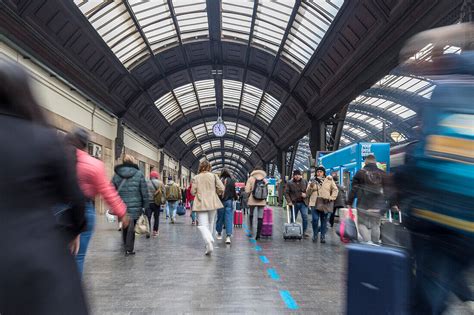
(1, 0), (473, 314)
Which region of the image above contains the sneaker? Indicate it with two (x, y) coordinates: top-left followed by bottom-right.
(171, 217), (175, 224)
(125, 250), (136, 256)
(225, 236), (231, 244)
(191, 221), (196, 225)
(312, 236), (318, 242)
(146, 233), (151, 239)
(320, 237), (326, 244)
(303, 232), (310, 238)
(153, 231), (159, 237)
(216, 233), (223, 240)
(205, 242), (214, 256)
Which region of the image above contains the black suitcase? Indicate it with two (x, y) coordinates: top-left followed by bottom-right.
(283, 205), (303, 240)
(346, 244), (410, 315)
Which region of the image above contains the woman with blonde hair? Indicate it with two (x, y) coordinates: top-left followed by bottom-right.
(191, 160), (225, 255)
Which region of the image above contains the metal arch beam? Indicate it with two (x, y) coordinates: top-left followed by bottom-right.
(348, 104), (415, 136)
(210, 163), (247, 180)
(191, 147), (255, 170)
(208, 157), (250, 175)
(180, 134), (264, 163)
(344, 117), (383, 137)
(167, 108), (270, 146)
(361, 87), (428, 111)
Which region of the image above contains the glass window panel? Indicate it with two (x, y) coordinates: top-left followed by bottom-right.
(283, 0), (343, 70)
(75, 1), (150, 70)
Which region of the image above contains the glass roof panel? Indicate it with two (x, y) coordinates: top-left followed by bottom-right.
(258, 92), (282, 124)
(223, 80), (243, 109)
(74, 1), (150, 69)
(174, 0), (209, 42)
(129, 0), (178, 53)
(282, 0), (343, 69)
(154, 92), (182, 123)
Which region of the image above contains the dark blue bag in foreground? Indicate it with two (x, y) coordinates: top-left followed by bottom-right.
(346, 244), (410, 315)
(177, 203), (186, 216)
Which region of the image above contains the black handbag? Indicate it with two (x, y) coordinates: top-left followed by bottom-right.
(52, 203), (77, 241)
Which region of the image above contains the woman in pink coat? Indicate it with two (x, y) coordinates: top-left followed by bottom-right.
(66, 128), (129, 274)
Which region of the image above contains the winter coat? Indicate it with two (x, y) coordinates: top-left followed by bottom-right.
(0, 113), (88, 314)
(112, 163), (148, 220)
(334, 184), (346, 208)
(76, 149), (126, 218)
(165, 181), (182, 202)
(146, 178), (165, 204)
(285, 178), (308, 205)
(306, 176), (338, 212)
(186, 184), (195, 202)
(347, 163), (389, 211)
(245, 170), (268, 206)
(191, 171), (225, 211)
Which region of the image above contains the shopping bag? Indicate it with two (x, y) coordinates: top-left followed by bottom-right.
(336, 207), (358, 243)
(105, 209), (117, 223)
(135, 213), (150, 235)
(177, 203), (186, 216)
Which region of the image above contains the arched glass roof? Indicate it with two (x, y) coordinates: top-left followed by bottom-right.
(192, 139), (253, 159)
(76, 0), (344, 71)
(180, 121), (262, 146)
(74, 0), (209, 69)
(293, 135), (311, 172)
(342, 73), (435, 144)
(222, 0), (343, 70)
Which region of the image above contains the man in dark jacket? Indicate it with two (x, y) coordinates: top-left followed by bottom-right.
(347, 154), (389, 243)
(285, 170), (310, 238)
(113, 154), (148, 255)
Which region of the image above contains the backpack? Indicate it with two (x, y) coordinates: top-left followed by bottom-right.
(166, 184), (180, 201)
(152, 181), (164, 205)
(252, 178), (268, 200)
(361, 169), (384, 197)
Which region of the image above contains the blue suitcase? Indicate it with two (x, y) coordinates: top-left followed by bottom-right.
(346, 244), (410, 315)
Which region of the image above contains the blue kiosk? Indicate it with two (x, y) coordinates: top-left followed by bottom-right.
(317, 142), (390, 191)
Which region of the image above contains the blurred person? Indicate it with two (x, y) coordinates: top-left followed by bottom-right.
(245, 167), (268, 240)
(112, 154), (148, 256)
(66, 128), (129, 274)
(191, 161), (225, 255)
(0, 60), (88, 314)
(307, 166), (338, 243)
(285, 170), (310, 238)
(397, 26), (474, 313)
(347, 154), (389, 244)
(146, 170), (164, 238)
(240, 190), (249, 215)
(216, 168), (238, 244)
(165, 175), (181, 223)
(330, 171), (346, 227)
(186, 182), (197, 225)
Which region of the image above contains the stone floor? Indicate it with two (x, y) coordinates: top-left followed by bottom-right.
(83, 207), (472, 315)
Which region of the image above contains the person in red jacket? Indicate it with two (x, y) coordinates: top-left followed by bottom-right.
(66, 128), (129, 275)
(186, 182), (197, 225)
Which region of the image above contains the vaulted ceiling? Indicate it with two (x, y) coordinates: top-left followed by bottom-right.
(1, 0), (463, 179)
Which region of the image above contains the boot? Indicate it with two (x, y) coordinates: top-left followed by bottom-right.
(249, 214), (254, 228)
(255, 218), (263, 240)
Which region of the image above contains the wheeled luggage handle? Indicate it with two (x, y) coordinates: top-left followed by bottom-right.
(388, 209), (402, 224)
(286, 205), (296, 224)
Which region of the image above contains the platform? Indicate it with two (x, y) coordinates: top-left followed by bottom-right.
(83, 208), (346, 314)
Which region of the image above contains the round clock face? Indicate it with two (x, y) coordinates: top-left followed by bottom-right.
(213, 123), (227, 137)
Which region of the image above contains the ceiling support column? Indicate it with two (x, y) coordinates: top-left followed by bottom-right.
(309, 118), (327, 157)
(114, 118), (124, 161)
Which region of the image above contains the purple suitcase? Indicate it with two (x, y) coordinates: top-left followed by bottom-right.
(261, 207), (273, 237)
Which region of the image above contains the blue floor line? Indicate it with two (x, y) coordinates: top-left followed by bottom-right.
(255, 245), (262, 251)
(259, 255), (270, 264)
(279, 290), (299, 310)
(267, 268), (280, 281)
(242, 224), (248, 229)
(249, 239), (257, 243)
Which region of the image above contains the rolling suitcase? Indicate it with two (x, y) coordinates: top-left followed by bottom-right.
(261, 206), (273, 237)
(346, 243), (410, 315)
(234, 210), (243, 227)
(283, 205), (303, 240)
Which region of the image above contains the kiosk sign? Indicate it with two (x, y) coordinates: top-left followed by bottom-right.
(361, 144), (372, 157)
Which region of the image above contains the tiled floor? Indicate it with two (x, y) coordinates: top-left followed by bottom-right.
(83, 208), (472, 314)
(83, 208), (346, 314)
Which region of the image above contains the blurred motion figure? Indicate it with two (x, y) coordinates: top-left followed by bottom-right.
(0, 60), (88, 314)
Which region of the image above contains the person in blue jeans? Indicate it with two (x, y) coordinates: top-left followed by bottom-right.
(216, 169), (238, 244)
(66, 128), (129, 272)
(285, 170), (310, 238)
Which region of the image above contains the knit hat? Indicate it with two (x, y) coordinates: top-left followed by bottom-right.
(293, 169), (302, 176)
(150, 171), (159, 179)
(315, 166), (326, 174)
